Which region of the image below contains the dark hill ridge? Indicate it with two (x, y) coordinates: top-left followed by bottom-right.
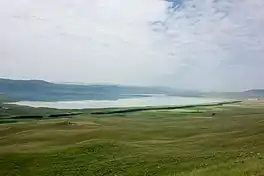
(0, 78), (52, 92)
(244, 89), (264, 94)
(1, 78), (263, 102)
(0, 78), (171, 102)
(243, 89), (264, 98)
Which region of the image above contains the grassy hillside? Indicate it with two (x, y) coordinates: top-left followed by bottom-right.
(1, 101), (264, 175)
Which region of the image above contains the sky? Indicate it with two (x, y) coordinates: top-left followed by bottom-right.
(0, 0), (264, 91)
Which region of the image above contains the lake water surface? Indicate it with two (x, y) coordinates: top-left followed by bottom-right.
(9, 95), (228, 109)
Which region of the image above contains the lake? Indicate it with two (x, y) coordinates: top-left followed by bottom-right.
(9, 95), (228, 109)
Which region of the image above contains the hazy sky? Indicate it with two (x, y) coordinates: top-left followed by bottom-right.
(1, 0), (264, 91)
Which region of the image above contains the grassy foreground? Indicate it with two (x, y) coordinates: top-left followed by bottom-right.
(1, 101), (264, 175)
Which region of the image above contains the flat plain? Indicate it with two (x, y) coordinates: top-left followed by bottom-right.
(1, 101), (264, 176)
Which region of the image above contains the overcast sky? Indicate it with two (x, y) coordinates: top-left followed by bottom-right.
(1, 0), (264, 91)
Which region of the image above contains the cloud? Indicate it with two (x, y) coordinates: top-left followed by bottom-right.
(0, 0), (264, 91)
(151, 0), (264, 90)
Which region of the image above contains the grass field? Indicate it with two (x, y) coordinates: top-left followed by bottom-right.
(1, 101), (264, 175)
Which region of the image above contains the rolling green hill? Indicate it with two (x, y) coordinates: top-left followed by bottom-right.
(1, 100), (264, 175)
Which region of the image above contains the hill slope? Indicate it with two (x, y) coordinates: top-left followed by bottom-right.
(0, 78), (169, 101)
(244, 89), (264, 98)
(1, 101), (264, 175)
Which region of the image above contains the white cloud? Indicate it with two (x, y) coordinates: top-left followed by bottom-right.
(151, 0), (264, 90)
(0, 0), (264, 91)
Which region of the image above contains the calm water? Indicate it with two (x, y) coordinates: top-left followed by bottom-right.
(9, 95), (227, 109)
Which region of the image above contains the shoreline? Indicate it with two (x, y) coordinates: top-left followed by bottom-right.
(1, 100), (242, 121)
(90, 101), (242, 115)
(6, 96), (230, 110)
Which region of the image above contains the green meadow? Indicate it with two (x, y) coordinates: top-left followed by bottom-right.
(1, 101), (264, 175)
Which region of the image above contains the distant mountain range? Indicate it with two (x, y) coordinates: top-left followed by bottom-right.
(0, 78), (172, 102)
(0, 78), (264, 102)
(201, 90), (264, 100)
